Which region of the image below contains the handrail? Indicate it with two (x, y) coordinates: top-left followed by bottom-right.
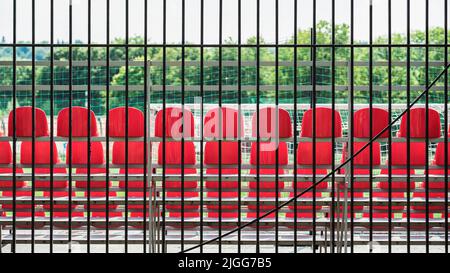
(181, 61), (450, 253)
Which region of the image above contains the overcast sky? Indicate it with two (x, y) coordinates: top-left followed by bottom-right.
(0, 0), (448, 44)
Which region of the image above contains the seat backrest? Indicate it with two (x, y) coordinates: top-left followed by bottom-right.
(298, 107), (342, 166)
(250, 142), (289, 165)
(205, 142), (240, 165)
(301, 107), (342, 138)
(251, 107), (292, 138)
(204, 107), (243, 165)
(109, 107), (144, 137)
(0, 132), (12, 164)
(66, 141), (105, 164)
(353, 108), (389, 138)
(57, 106), (99, 137)
(20, 141), (59, 164)
(8, 107), (49, 137)
(158, 142), (196, 165)
(204, 107), (244, 139)
(435, 141), (450, 166)
(250, 107), (291, 166)
(341, 142), (381, 166)
(297, 142), (333, 165)
(390, 142), (427, 166)
(155, 107), (194, 139)
(112, 141), (145, 164)
(398, 108), (441, 138)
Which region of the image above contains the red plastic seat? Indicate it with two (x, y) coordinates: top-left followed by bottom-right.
(4, 107), (50, 221)
(288, 108), (342, 221)
(110, 106), (147, 187)
(248, 107), (292, 220)
(57, 106), (99, 137)
(398, 108), (441, 139)
(155, 107), (199, 220)
(0, 132), (25, 188)
(8, 106), (49, 137)
(204, 107), (243, 221)
(58, 107), (118, 220)
(340, 108), (388, 213)
(374, 107), (440, 218)
(20, 141), (67, 189)
(300, 107), (343, 138)
(411, 129), (450, 215)
(109, 106), (145, 137)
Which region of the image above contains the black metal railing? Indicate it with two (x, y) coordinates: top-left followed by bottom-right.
(0, 0), (449, 254)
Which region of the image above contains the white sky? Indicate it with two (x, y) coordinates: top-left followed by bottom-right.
(0, 0), (448, 44)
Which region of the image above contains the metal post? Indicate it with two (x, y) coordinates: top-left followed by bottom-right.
(147, 61), (155, 253)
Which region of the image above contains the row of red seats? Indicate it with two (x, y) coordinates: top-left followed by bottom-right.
(0, 106), (448, 227)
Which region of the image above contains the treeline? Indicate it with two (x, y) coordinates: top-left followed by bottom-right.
(0, 21), (448, 116)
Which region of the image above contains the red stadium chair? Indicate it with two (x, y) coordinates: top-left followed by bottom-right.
(204, 107), (244, 223)
(339, 108), (388, 212)
(20, 141), (67, 189)
(8, 106), (49, 137)
(0, 132), (25, 189)
(3, 107), (50, 225)
(375, 108), (441, 219)
(248, 107), (292, 221)
(57, 106), (99, 137)
(110, 107), (146, 188)
(110, 107), (147, 227)
(155, 107), (199, 221)
(58, 107), (118, 225)
(411, 129), (449, 218)
(288, 108), (341, 221)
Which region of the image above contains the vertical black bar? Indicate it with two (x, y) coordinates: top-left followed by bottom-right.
(407, 0), (411, 253)
(331, 0), (336, 254)
(388, 0), (393, 254)
(275, 0), (279, 253)
(105, 0), (110, 253)
(256, 0), (261, 253)
(162, 0), (167, 253)
(312, 0), (317, 253)
(143, 0), (148, 253)
(12, 0), (17, 254)
(445, 0), (449, 254)
(425, 0), (430, 253)
(237, 0), (242, 254)
(218, 0), (223, 253)
(181, 0), (186, 252)
(369, 0), (374, 247)
(293, 0), (298, 252)
(349, 0), (354, 254)
(87, 0), (92, 253)
(50, 0), (55, 253)
(199, 0), (204, 254)
(68, 0), (73, 251)
(125, 0), (130, 253)
(31, 0), (36, 253)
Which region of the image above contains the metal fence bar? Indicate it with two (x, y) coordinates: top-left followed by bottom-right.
(31, 0), (36, 253)
(293, 0), (299, 253)
(388, 0), (393, 253)
(105, 0), (111, 254)
(49, 0), (55, 253)
(407, 0), (412, 253)
(445, 0), (449, 254)
(256, 0), (261, 254)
